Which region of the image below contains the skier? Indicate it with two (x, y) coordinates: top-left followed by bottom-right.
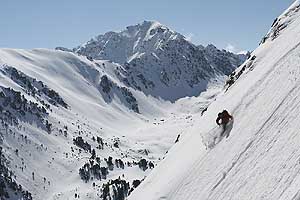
(216, 110), (233, 137)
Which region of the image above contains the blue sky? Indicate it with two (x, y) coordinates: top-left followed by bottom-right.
(0, 0), (295, 52)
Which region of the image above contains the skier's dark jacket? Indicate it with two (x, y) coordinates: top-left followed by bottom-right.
(216, 110), (233, 125)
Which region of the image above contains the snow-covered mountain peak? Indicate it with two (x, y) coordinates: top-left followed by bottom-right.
(99, 20), (173, 43)
(69, 21), (246, 101)
(206, 44), (218, 50)
(73, 20), (181, 64)
(71, 20), (246, 72)
(124, 20), (170, 36)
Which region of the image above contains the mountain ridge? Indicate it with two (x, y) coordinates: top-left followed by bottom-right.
(57, 20), (247, 102)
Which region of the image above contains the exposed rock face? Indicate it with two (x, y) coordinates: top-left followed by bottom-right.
(99, 75), (139, 113)
(2, 66), (68, 108)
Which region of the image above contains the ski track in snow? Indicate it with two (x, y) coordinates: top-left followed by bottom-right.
(166, 50), (300, 200)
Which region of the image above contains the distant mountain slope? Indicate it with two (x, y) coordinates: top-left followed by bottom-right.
(0, 47), (223, 200)
(67, 21), (247, 101)
(129, 1), (300, 200)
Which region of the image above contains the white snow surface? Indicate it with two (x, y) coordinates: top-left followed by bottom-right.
(129, 1), (300, 200)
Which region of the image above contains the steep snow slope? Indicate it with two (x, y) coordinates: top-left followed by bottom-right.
(129, 1), (300, 200)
